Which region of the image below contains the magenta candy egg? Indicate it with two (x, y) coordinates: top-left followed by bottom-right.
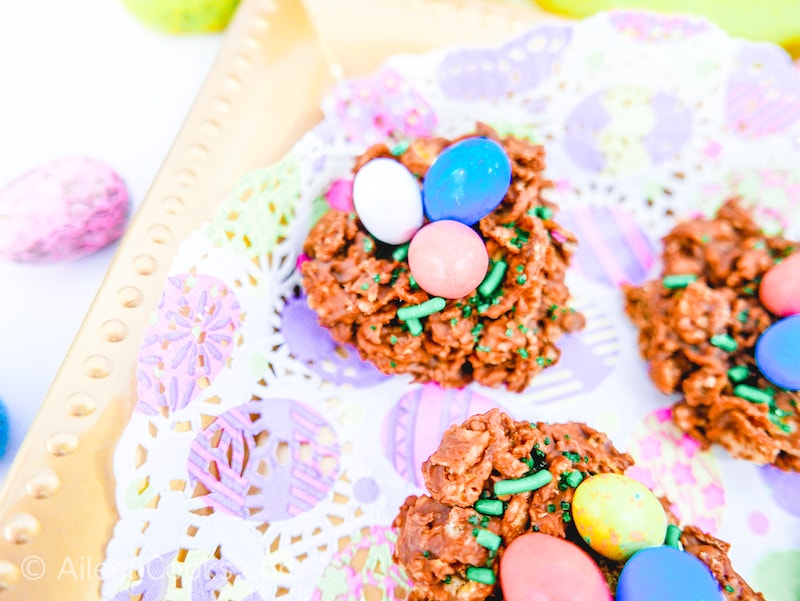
(408, 220), (488, 299)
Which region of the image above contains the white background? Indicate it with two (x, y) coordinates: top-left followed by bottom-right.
(0, 0), (224, 482)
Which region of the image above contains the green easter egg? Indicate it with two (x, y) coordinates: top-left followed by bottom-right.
(122, 0), (240, 34)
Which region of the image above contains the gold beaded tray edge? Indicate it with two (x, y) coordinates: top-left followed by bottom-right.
(0, 0), (550, 598)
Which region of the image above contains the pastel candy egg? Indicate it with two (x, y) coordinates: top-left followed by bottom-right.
(122, 0), (239, 33)
(353, 158), (423, 245)
(616, 546), (721, 601)
(755, 315), (800, 390)
(423, 137), (511, 225)
(572, 473), (668, 562)
(0, 157), (128, 263)
(500, 533), (612, 601)
(408, 220), (489, 299)
(760, 254), (800, 316)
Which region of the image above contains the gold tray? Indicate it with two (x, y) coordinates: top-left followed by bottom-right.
(0, 0), (550, 598)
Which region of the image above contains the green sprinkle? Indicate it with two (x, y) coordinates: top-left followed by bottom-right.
(663, 274), (698, 289)
(363, 237), (374, 253)
(565, 471), (584, 488)
(518, 348), (530, 359)
(360, 283), (370, 290)
(390, 361), (397, 368)
(450, 318), (458, 326)
(546, 504), (556, 513)
(348, 212), (356, 220)
(409, 275), (419, 289)
(562, 513), (572, 523)
(373, 274), (381, 283)
(529, 206), (554, 220)
(584, 456), (590, 463)
(475, 529), (502, 551)
(737, 309), (750, 323)
(494, 470), (553, 496)
(560, 501), (570, 511)
(468, 515), (479, 526)
(423, 550), (430, 558)
(701, 235), (711, 244)
(665, 524), (682, 549)
(544, 437), (551, 445)
(392, 243), (409, 262)
(398, 297), (447, 321)
(476, 345), (492, 352)
(727, 365), (749, 383)
(734, 384), (772, 404)
(471, 323), (484, 337)
(462, 305), (473, 318)
(516, 264), (524, 273)
(518, 324), (529, 333)
(406, 318), (423, 337)
(743, 285), (755, 295)
(444, 576), (452, 585)
(516, 275), (527, 285)
(710, 333), (738, 352)
(475, 499), (504, 516)
(536, 356), (546, 367)
(724, 585), (734, 593)
(466, 566), (496, 586)
(505, 328), (513, 337)
(564, 435), (570, 440)
(390, 335), (398, 344)
(390, 140), (410, 156)
(754, 240), (766, 250)
(562, 451), (581, 462)
(478, 260), (508, 297)
(477, 303), (490, 314)
(472, 528), (479, 537)
(532, 524), (540, 532)
(370, 325), (376, 331)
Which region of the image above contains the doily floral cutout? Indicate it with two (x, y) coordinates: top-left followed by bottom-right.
(312, 526), (412, 601)
(759, 465), (800, 519)
(137, 273), (242, 415)
(609, 11), (711, 41)
(627, 408), (726, 534)
(187, 398), (341, 522)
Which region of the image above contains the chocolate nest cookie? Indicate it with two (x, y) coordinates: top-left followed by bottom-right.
(301, 125), (583, 391)
(392, 409), (762, 601)
(623, 199), (800, 470)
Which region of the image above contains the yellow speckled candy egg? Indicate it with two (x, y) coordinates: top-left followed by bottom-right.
(572, 473), (667, 562)
(123, 0), (240, 34)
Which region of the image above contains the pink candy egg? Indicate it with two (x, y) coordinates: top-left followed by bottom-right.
(0, 156), (128, 263)
(760, 253), (800, 317)
(500, 533), (612, 601)
(408, 220), (488, 299)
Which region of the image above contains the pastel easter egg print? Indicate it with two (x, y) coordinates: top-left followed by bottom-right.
(609, 12), (710, 41)
(526, 300), (619, 403)
(407, 220), (489, 299)
(563, 86), (692, 175)
(311, 526), (412, 601)
(759, 464), (800, 519)
(422, 138), (511, 225)
(750, 550), (800, 601)
(760, 254), (800, 316)
(108, 550), (263, 601)
(333, 67), (436, 145)
(382, 385), (496, 487)
(726, 45), (800, 139)
(280, 294), (388, 387)
(500, 533), (612, 601)
(626, 407), (725, 533)
(353, 159), (423, 244)
(325, 178), (354, 212)
(187, 398), (340, 522)
(557, 206), (656, 287)
(437, 25), (572, 100)
(136, 273), (242, 415)
(572, 473), (667, 562)
(756, 315), (800, 390)
(0, 156), (128, 263)
(616, 546), (720, 601)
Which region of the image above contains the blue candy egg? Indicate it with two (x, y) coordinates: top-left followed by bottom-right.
(616, 546), (721, 601)
(755, 315), (800, 391)
(422, 137), (511, 225)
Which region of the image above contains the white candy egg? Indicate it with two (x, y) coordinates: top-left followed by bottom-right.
(352, 158), (423, 245)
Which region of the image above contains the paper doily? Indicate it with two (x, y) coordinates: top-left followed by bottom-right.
(101, 11), (800, 601)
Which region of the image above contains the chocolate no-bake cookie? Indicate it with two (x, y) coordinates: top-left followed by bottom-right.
(623, 199), (800, 470)
(392, 409), (762, 601)
(301, 125), (583, 391)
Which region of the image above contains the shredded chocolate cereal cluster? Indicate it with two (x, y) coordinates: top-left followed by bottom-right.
(624, 199), (800, 470)
(301, 124), (583, 391)
(392, 409), (762, 601)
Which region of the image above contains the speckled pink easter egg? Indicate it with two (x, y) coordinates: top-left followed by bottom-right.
(0, 157), (128, 263)
(760, 253), (800, 316)
(627, 407), (726, 533)
(382, 384), (497, 487)
(408, 220), (488, 299)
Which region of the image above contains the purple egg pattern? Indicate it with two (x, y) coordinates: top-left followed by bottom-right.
(187, 398), (341, 522)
